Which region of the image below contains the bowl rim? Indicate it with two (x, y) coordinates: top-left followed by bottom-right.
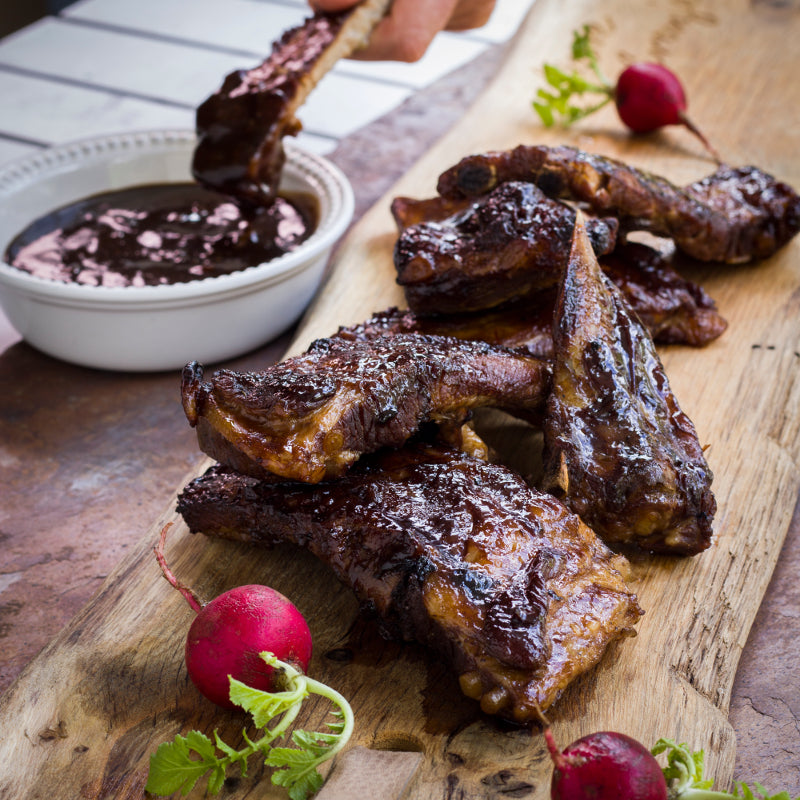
(0, 129), (354, 305)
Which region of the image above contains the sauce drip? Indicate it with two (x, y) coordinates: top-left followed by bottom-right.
(5, 182), (317, 287)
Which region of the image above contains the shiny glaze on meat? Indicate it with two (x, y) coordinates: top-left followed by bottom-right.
(683, 166), (800, 262)
(387, 180), (727, 349)
(336, 236), (728, 358)
(181, 333), (551, 483)
(336, 238), (727, 358)
(177, 443), (643, 720)
(392, 181), (618, 314)
(542, 217), (716, 554)
(436, 144), (800, 263)
(600, 242), (727, 347)
(192, 0), (390, 205)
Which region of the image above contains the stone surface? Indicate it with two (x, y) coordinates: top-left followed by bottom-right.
(729, 497), (800, 791)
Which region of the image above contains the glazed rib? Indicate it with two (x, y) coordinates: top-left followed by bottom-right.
(392, 181), (619, 314)
(192, 0), (391, 205)
(542, 217), (716, 555)
(177, 443), (643, 720)
(599, 242), (727, 347)
(388, 177), (727, 349)
(436, 144), (800, 263)
(181, 333), (551, 483)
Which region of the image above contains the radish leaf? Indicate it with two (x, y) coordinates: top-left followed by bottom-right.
(533, 26), (612, 127)
(145, 653), (353, 800)
(652, 739), (799, 800)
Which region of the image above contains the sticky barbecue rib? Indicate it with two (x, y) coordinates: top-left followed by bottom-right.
(192, 0), (390, 205)
(436, 144), (800, 263)
(181, 333), (552, 484)
(599, 242), (727, 347)
(177, 443), (644, 720)
(388, 178), (727, 348)
(542, 217), (716, 555)
(392, 181), (619, 314)
(336, 235), (729, 361)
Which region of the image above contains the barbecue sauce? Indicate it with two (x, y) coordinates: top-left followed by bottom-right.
(5, 182), (317, 287)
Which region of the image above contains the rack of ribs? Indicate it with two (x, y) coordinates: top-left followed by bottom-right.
(436, 144), (800, 263)
(177, 442), (644, 721)
(542, 216), (716, 555)
(181, 333), (552, 484)
(192, 0), (391, 205)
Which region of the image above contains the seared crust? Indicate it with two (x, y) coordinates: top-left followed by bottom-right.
(386, 180), (728, 349)
(393, 181), (618, 315)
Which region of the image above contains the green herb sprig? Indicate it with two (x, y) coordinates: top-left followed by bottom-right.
(653, 739), (799, 800)
(533, 25), (613, 127)
(145, 652), (353, 800)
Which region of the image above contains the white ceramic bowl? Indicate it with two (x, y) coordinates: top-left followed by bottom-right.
(0, 130), (353, 371)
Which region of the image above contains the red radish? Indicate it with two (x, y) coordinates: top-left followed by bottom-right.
(614, 63), (722, 162)
(615, 62), (688, 132)
(534, 26), (722, 163)
(183, 584), (313, 708)
(154, 524), (313, 709)
(545, 727), (668, 800)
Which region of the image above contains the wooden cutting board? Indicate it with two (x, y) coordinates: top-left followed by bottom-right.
(2, 1), (799, 798)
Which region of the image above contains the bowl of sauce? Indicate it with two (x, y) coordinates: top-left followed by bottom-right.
(0, 130), (353, 371)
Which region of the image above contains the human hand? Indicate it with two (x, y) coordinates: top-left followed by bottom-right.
(309, 0), (497, 62)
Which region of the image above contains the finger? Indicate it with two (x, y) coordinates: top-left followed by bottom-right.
(307, 0), (496, 62)
(308, 0), (359, 11)
(349, 0), (459, 62)
(445, 0), (496, 31)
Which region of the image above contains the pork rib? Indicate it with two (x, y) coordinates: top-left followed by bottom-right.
(436, 144), (800, 263)
(177, 443), (643, 720)
(337, 235), (729, 360)
(392, 181), (619, 314)
(181, 333), (551, 483)
(388, 177), (727, 348)
(542, 217), (716, 555)
(192, 0), (391, 205)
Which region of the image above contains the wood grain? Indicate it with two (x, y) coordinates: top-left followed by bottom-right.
(1, 0), (799, 798)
